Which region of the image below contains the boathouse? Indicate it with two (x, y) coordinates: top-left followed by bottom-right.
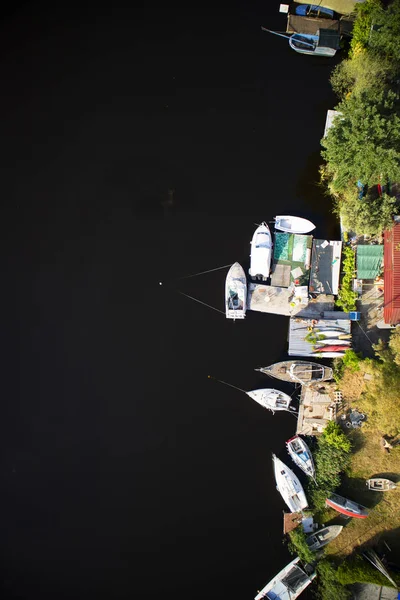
(288, 316), (351, 357)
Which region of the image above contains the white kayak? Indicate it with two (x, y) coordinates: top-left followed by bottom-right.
(274, 215), (316, 234)
(247, 389), (293, 414)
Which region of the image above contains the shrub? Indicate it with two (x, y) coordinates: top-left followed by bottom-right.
(287, 527), (316, 564)
(336, 247), (358, 312)
(337, 554), (396, 587)
(316, 559), (351, 600)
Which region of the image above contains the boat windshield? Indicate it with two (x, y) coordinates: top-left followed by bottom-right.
(292, 35), (316, 50)
(255, 232), (271, 248)
(281, 565), (310, 593)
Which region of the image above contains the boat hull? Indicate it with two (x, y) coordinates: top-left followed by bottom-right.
(247, 389), (292, 413)
(326, 494), (368, 519)
(289, 33), (337, 56)
(255, 557), (316, 600)
(273, 454), (308, 513)
(249, 222), (272, 280)
(306, 525), (343, 552)
(274, 215), (316, 234)
(225, 262), (247, 319)
(257, 360), (333, 385)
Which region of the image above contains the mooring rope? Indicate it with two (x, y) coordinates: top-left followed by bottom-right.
(177, 291), (225, 315)
(207, 376), (246, 393)
(175, 263), (233, 281)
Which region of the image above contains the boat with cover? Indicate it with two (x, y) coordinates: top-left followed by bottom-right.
(261, 26), (340, 57)
(256, 360), (333, 386)
(255, 556), (316, 600)
(295, 4), (334, 18)
(247, 389), (293, 414)
(286, 435), (315, 479)
(274, 215), (316, 234)
(306, 525), (343, 552)
(273, 454), (308, 513)
(225, 262), (247, 319)
(366, 478), (397, 491)
(326, 493), (368, 518)
(249, 222), (273, 281)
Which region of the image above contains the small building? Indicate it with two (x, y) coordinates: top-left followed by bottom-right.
(296, 385), (336, 436)
(356, 245), (383, 280)
(384, 223), (400, 325)
(288, 316), (351, 357)
(309, 239), (342, 295)
(271, 233), (313, 288)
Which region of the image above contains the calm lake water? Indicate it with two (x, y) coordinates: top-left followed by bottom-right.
(1, 1), (339, 598)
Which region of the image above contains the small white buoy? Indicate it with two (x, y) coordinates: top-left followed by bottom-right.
(159, 282), (163, 286)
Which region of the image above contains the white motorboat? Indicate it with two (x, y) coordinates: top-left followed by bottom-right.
(261, 26), (340, 58)
(247, 389), (293, 414)
(366, 478), (397, 492)
(255, 556), (316, 600)
(225, 262), (247, 319)
(274, 215), (316, 234)
(249, 222), (273, 281)
(326, 493), (368, 519)
(306, 525), (343, 552)
(273, 454), (308, 513)
(286, 435), (315, 479)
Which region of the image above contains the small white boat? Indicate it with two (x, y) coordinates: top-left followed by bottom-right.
(315, 339), (351, 346)
(315, 329), (349, 338)
(289, 30), (339, 57)
(274, 215), (316, 234)
(247, 389), (293, 414)
(366, 478), (397, 492)
(286, 435), (315, 479)
(306, 525), (343, 552)
(249, 222), (273, 281)
(255, 556), (316, 600)
(225, 262), (247, 319)
(273, 454), (308, 513)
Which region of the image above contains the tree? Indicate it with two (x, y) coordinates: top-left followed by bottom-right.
(330, 50), (394, 100)
(316, 560), (351, 600)
(369, 0), (400, 60)
(339, 192), (398, 237)
(322, 89), (400, 194)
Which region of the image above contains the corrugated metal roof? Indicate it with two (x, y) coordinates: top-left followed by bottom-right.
(310, 240), (342, 295)
(288, 317), (351, 356)
(384, 223), (400, 325)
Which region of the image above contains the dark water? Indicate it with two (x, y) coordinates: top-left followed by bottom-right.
(1, 1), (338, 598)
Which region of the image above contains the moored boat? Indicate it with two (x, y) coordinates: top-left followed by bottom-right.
(295, 4), (335, 18)
(306, 525), (343, 552)
(326, 493), (368, 518)
(286, 435), (315, 479)
(255, 557), (316, 600)
(249, 222), (273, 281)
(225, 262), (247, 319)
(274, 215), (316, 234)
(273, 454), (308, 513)
(256, 360), (333, 386)
(247, 389), (293, 414)
(261, 26), (340, 58)
(366, 478), (397, 492)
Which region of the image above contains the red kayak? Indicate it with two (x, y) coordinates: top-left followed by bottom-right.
(326, 493), (368, 519)
(313, 345), (349, 353)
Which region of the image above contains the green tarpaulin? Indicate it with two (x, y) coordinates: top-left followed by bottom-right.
(356, 245), (383, 280)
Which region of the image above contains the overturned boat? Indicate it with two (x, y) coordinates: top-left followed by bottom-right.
(274, 215), (316, 234)
(249, 222), (273, 281)
(255, 556), (316, 600)
(286, 435), (315, 479)
(256, 360), (333, 386)
(326, 493), (368, 519)
(273, 454), (308, 513)
(225, 262), (247, 319)
(247, 389), (294, 414)
(366, 478), (397, 492)
(306, 525), (343, 552)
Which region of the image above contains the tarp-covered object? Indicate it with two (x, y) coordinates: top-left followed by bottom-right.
(356, 245), (383, 280)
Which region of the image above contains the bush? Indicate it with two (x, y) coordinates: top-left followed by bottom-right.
(287, 527), (316, 564)
(316, 559), (351, 600)
(336, 247), (358, 312)
(342, 349), (363, 372)
(337, 554), (396, 587)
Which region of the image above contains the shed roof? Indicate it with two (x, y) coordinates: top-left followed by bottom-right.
(288, 316), (351, 356)
(384, 224), (400, 325)
(286, 14), (340, 34)
(356, 245), (383, 280)
(309, 240), (342, 295)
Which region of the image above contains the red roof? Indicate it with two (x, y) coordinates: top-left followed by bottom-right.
(384, 223), (400, 325)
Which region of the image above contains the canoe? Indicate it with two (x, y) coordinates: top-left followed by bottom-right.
(274, 215), (316, 234)
(306, 525), (343, 552)
(256, 360), (333, 386)
(254, 557), (316, 600)
(249, 222), (273, 281)
(314, 339), (351, 346)
(225, 262), (247, 320)
(326, 493), (368, 519)
(366, 478), (397, 492)
(273, 454), (308, 513)
(316, 329), (349, 338)
(286, 435), (315, 479)
(313, 345), (349, 353)
(247, 389), (293, 414)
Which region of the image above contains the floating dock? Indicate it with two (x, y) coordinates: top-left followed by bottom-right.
(247, 283), (309, 316)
